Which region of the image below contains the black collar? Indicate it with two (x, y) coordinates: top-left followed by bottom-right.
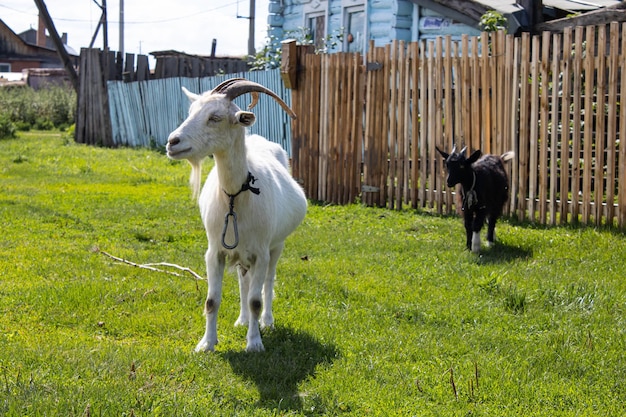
(224, 172), (260, 200)
(221, 172), (260, 250)
(461, 171), (478, 209)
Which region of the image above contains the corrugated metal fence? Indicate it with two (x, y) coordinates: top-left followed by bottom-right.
(106, 69), (293, 153)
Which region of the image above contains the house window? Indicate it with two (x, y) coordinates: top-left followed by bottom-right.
(345, 6), (365, 53)
(0, 63), (11, 72)
(307, 13), (327, 51)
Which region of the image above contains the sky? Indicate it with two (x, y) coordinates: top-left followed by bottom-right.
(1, 0), (270, 63)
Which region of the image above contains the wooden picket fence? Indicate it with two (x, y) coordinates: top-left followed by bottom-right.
(290, 23), (626, 229)
(290, 51), (364, 205)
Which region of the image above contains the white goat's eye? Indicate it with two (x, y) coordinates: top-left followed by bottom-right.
(208, 115), (221, 123)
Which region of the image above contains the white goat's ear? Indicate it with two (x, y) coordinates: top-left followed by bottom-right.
(182, 86), (200, 103)
(235, 111), (256, 127)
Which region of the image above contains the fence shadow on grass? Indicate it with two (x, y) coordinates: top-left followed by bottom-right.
(221, 326), (338, 412)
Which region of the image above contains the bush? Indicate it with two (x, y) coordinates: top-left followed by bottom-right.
(0, 85), (76, 130)
(250, 27), (344, 71)
(480, 10), (508, 33)
(0, 115), (17, 139)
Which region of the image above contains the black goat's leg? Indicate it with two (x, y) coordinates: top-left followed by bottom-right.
(471, 211), (486, 254)
(486, 215), (497, 246)
(464, 212), (473, 251)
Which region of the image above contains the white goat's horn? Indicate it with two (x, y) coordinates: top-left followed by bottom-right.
(248, 92), (259, 110)
(213, 78), (297, 120)
(211, 77), (248, 93)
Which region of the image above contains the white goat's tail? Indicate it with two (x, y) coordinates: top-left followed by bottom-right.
(501, 151), (515, 162)
(189, 160), (202, 201)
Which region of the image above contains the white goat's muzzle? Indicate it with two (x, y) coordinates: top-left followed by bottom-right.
(166, 135), (192, 159)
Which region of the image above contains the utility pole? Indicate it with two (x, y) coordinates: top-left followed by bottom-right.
(102, 0), (108, 51)
(119, 0), (124, 55)
(89, 0), (108, 51)
(248, 0), (255, 57)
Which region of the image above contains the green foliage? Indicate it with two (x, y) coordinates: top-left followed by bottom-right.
(0, 85), (76, 131)
(249, 27), (344, 71)
(480, 10), (508, 33)
(1, 132), (625, 416)
(249, 33), (284, 71)
(0, 114), (17, 139)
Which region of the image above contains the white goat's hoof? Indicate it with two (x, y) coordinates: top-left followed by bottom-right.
(260, 314), (274, 330)
(234, 315), (249, 327)
(245, 340), (265, 352)
(195, 337), (217, 353)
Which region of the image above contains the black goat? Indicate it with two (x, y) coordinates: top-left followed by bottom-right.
(436, 145), (514, 253)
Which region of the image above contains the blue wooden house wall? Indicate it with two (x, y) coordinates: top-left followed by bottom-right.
(267, 0), (482, 54)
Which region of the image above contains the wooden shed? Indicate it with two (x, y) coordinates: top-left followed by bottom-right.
(150, 50), (249, 79)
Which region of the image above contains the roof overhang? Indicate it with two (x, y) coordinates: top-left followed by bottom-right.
(410, 0), (528, 33)
(411, 0), (624, 34)
(533, 1), (626, 33)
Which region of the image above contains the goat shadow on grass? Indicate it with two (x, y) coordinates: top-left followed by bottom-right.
(221, 326), (338, 412)
(475, 241), (533, 265)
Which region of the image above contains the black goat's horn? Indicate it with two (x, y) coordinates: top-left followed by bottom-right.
(212, 78), (297, 120)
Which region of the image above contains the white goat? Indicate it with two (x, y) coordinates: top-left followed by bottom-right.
(166, 78), (307, 352)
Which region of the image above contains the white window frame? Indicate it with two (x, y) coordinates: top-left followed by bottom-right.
(342, 2), (366, 53)
(303, 1), (328, 51)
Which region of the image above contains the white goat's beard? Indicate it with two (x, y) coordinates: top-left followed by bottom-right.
(188, 159), (203, 200)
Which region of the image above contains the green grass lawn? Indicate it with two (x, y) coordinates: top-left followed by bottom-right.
(1, 132), (625, 416)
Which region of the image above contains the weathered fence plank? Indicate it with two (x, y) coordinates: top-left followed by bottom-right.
(595, 25), (607, 226)
(571, 27), (584, 223)
(410, 41), (420, 209)
(442, 36), (454, 213)
(619, 23), (626, 228)
(582, 27), (595, 224)
(517, 33), (530, 221)
(76, 48), (113, 146)
(560, 28), (572, 224)
(605, 22), (619, 225)
(548, 33), (559, 225)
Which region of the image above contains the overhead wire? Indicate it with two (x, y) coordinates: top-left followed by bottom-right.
(0, 1), (244, 25)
